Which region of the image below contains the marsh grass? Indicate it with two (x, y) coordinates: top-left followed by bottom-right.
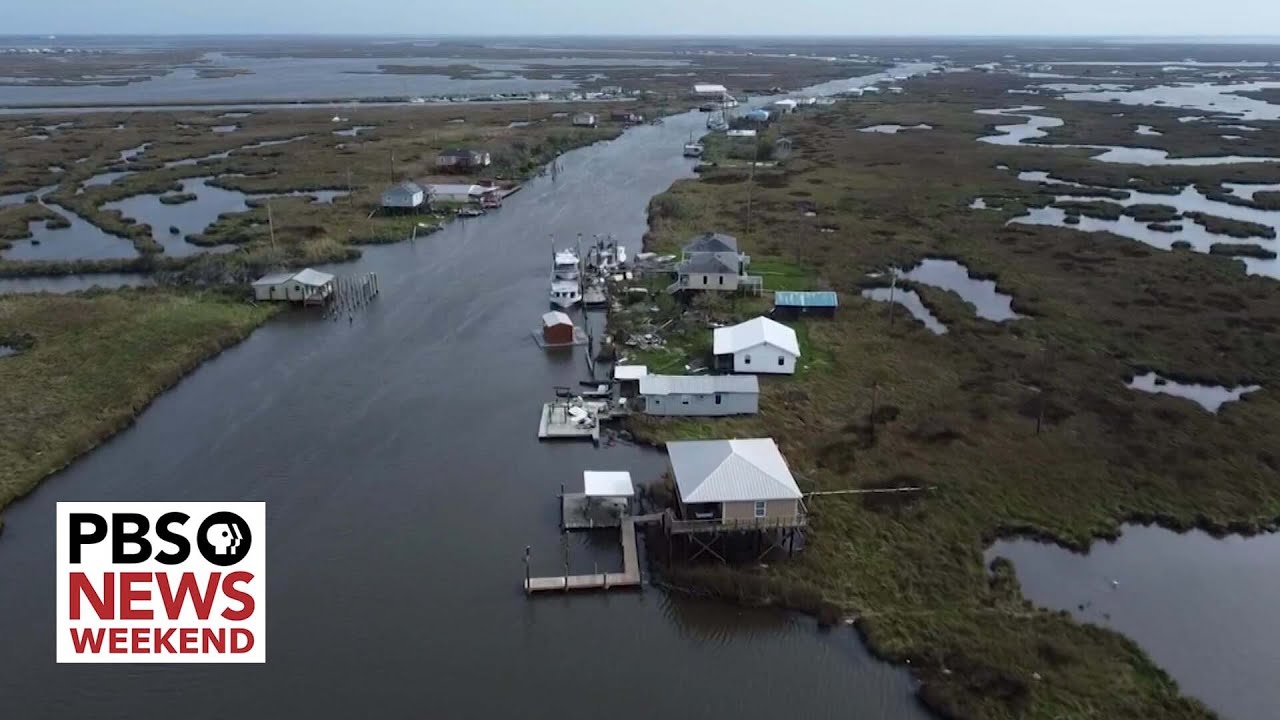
(0, 290), (277, 511)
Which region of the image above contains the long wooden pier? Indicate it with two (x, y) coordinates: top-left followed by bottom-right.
(524, 514), (662, 594)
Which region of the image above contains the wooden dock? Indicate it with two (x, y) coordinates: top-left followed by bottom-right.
(537, 402), (601, 442)
(525, 517), (641, 593)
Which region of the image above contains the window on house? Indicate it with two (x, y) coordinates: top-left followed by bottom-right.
(754, 501), (766, 518)
(778, 356), (785, 366)
(681, 395), (691, 405)
(744, 354), (751, 365)
(718, 275), (724, 285)
(702, 276), (708, 285)
(714, 394), (722, 405)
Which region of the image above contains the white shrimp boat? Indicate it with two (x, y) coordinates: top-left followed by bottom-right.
(550, 248), (582, 308)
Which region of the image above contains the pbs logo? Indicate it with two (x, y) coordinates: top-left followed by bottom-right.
(197, 511), (252, 566)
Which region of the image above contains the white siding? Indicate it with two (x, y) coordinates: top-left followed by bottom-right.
(733, 342), (797, 375)
(679, 272), (741, 291)
(642, 391), (758, 416)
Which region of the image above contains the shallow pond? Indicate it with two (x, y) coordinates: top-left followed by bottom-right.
(858, 123), (933, 134)
(988, 525), (1280, 720)
(1010, 172), (1280, 278)
(898, 259), (1023, 322)
(2, 190), (138, 261)
(977, 107), (1280, 166)
(211, 124), (239, 133)
(333, 125), (376, 137)
(1127, 371), (1261, 412)
(861, 287), (948, 334)
(1134, 124), (1162, 136)
(1053, 80), (1280, 122)
(102, 176), (248, 256)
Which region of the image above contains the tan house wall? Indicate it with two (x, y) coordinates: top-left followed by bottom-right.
(681, 272), (741, 291)
(721, 499), (799, 521)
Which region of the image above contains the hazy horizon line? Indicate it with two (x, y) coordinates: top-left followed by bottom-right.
(4, 32), (1280, 40)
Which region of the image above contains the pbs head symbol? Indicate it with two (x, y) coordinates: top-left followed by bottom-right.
(196, 511), (253, 566)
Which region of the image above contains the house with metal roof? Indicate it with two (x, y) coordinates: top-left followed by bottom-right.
(773, 290), (838, 318)
(380, 181), (425, 210)
(669, 232), (762, 295)
(638, 374), (759, 416)
(251, 268), (336, 305)
(665, 438), (806, 531)
(713, 316), (801, 375)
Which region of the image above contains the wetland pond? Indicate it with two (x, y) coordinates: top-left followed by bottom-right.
(860, 287), (949, 334)
(1126, 372), (1261, 412)
(976, 107), (1280, 166)
(898, 259), (1023, 322)
(988, 526), (1280, 720)
(1008, 170), (1280, 278)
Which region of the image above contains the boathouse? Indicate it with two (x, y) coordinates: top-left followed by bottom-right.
(613, 364), (648, 398)
(380, 181), (425, 210)
(251, 268), (336, 305)
(426, 183), (499, 205)
(542, 311), (575, 346)
(638, 374), (759, 416)
(713, 317), (800, 375)
(665, 438), (806, 530)
(773, 290), (838, 318)
(436, 148), (491, 170)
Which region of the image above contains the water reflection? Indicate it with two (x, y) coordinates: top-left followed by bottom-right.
(858, 123), (932, 134)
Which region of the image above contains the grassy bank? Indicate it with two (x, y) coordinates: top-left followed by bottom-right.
(0, 289), (277, 513)
(631, 72), (1280, 719)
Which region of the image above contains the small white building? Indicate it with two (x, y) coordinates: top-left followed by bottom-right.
(380, 181), (425, 209)
(713, 317), (800, 375)
(694, 83), (729, 96)
(572, 112), (598, 128)
(426, 183), (499, 204)
(251, 268), (336, 305)
(639, 374), (759, 416)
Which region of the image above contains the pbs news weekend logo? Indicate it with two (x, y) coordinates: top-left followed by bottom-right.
(56, 502), (265, 663)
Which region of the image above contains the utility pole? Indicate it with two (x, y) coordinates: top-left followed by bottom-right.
(887, 271), (898, 327)
(346, 167), (353, 207)
(267, 202), (277, 254)
(745, 131), (759, 233)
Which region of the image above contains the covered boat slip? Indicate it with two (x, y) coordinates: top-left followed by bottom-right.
(561, 471), (635, 530)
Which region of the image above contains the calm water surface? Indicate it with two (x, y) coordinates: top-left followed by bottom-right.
(989, 526), (1280, 720)
(0, 67), (935, 720)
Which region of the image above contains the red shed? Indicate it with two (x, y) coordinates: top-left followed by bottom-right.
(541, 311), (576, 346)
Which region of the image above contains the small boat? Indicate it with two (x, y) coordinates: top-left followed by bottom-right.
(456, 207), (485, 218)
(683, 142), (704, 158)
(706, 115), (728, 132)
(480, 193), (502, 210)
(550, 246), (582, 308)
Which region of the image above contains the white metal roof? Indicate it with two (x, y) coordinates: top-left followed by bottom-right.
(252, 268), (333, 287)
(427, 183), (490, 197)
(694, 83), (728, 94)
(292, 268), (335, 287)
(251, 272), (295, 286)
(666, 438), (801, 503)
(613, 365), (649, 381)
(639, 374), (758, 396)
(583, 471), (635, 498)
(713, 317), (801, 357)
(541, 311), (573, 327)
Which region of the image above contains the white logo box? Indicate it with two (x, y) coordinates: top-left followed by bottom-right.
(56, 502), (266, 664)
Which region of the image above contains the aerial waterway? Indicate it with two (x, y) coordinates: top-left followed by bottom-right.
(0, 65), (936, 719)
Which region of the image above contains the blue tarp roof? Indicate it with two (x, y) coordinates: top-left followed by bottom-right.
(774, 291), (838, 308)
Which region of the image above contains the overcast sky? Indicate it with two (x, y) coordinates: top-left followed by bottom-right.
(6, 0), (1280, 37)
